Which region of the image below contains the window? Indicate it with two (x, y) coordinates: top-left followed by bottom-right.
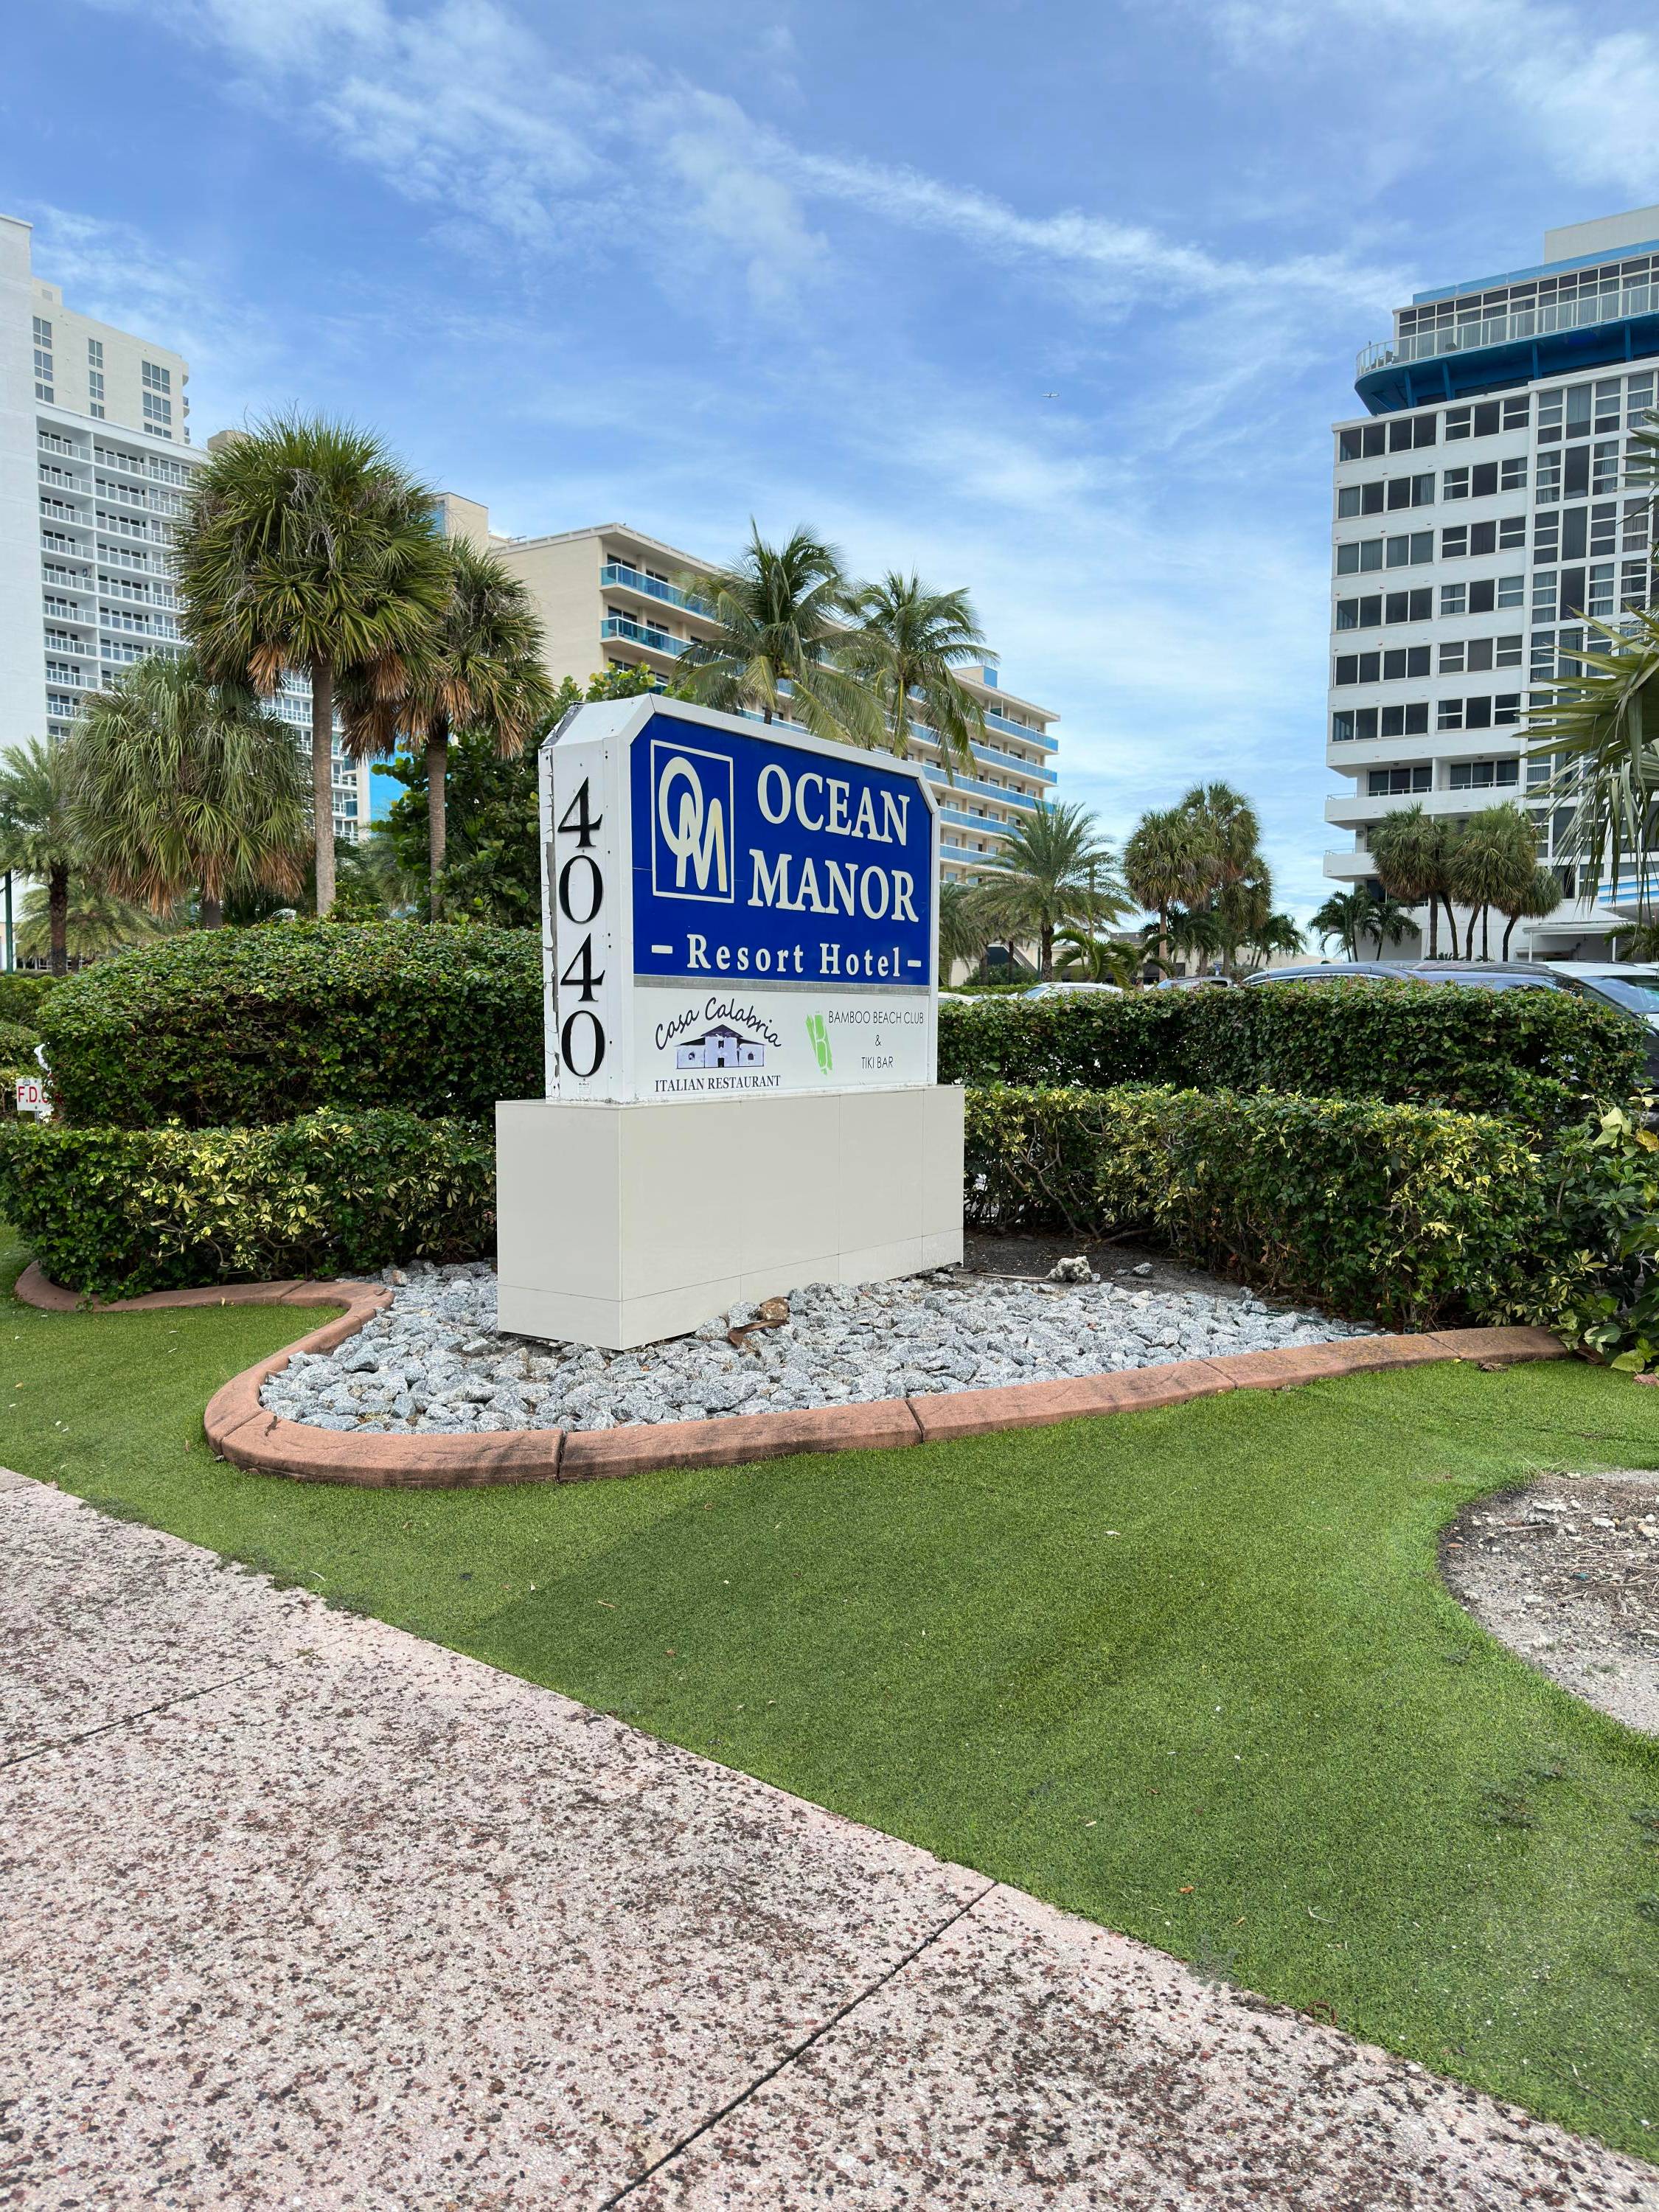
(141, 361), (172, 392)
(1444, 396), (1527, 440)
(1588, 562), (1616, 618)
(1439, 698), (1464, 731)
(1536, 451), (1562, 503)
(1593, 439), (1622, 494)
(142, 391), (173, 427)
(1332, 709), (1379, 742)
(1335, 597), (1378, 630)
(1338, 471), (1434, 518)
(1368, 765), (1432, 796)
(1497, 573), (1525, 608)
(1623, 558), (1651, 611)
(1439, 516), (1524, 558)
(1381, 703), (1430, 737)
(1500, 456), (1527, 492)
(1440, 582), (1467, 616)
(1335, 417), (1430, 460)
(1439, 640), (1465, 675)
(1444, 467), (1470, 501)
(1449, 759), (1520, 790)
(1383, 588), (1432, 623)
(1624, 498), (1650, 552)
(1339, 422), (1386, 460)
(87, 338), (103, 369)
(1629, 372), (1655, 427)
(32, 316), (52, 346)
(88, 369), (104, 421)
(1590, 502), (1618, 556)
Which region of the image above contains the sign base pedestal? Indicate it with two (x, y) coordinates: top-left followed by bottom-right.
(495, 1088), (964, 1351)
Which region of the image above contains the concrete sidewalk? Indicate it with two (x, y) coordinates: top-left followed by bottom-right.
(1, 1469), (1652, 2210)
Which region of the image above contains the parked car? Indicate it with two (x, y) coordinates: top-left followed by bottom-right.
(1019, 980), (1124, 999)
(1147, 973), (1235, 990)
(1244, 962), (1409, 984)
(1540, 962), (1659, 1083)
(1408, 964), (1559, 993)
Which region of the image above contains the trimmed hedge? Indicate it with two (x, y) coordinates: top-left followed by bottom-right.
(0, 974), (57, 1025)
(0, 1108), (493, 1299)
(37, 923), (541, 1128)
(963, 1083), (1587, 1330)
(941, 982), (1641, 1129)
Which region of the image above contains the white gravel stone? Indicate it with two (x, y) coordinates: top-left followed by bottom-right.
(259, 1262), (1377, 1436)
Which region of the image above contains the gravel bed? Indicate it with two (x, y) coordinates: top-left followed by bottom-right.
(1442, 1470), (1659, 1736)
(258, 1262), (1374, 1436)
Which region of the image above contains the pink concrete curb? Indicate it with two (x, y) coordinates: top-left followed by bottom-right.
(11, 1265), (1571, 1490)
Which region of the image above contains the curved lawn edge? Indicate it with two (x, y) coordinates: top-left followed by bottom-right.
(11, 1262), (1573, 1490)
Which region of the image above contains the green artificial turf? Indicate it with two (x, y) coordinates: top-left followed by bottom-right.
(3, 1222), (1657, 2158)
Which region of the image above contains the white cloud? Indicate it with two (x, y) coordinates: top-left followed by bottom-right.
(1213, 0), (1659, 202)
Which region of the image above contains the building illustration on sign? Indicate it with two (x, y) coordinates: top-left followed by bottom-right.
(675, 1023), (765, 1069)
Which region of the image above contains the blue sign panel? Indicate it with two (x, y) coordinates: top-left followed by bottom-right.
(628, 714), (934, 988)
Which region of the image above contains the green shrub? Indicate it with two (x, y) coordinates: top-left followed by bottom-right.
(941, 982), (1641, 1129)
(0, 973), (58, 1025)
(0, 1019), (39, 1071)
(0, 1108), (494, 1298)
(964, 1083), (1588, 1329)
(36, 922), (541, 1127)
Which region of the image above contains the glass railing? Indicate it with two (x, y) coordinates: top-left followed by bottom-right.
(1360, 283), (1659, 373)
(599, 562), (712, 616)
(599, 614), (690, 655)
(981, 706), (1054, 746)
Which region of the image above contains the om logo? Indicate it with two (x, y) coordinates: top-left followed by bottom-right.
(652, 742), (734, 902)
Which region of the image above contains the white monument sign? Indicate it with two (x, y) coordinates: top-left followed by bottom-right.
(495, 696), (964, 1349)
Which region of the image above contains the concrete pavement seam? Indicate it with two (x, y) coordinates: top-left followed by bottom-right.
(601, 1878), (1000, 2205)
(0, 1663), (276, 1771)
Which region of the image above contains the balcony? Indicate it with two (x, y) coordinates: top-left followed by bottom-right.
(1360, 284), (1659, 375)
(984, 706), (1057, 749)
(599, 561), (712, 618)
(599, 614), (690, 655)
(1357, 281), (1659, 412)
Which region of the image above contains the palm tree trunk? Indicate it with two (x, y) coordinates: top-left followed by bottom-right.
(426, 717), (449, 921)
(1502, 912), (1517, 958)
(1040, 923), (1054, 979)
(1463, 906), (1477, 959)
(1425, 898), (1439, 959)
(311, 658), (336, 918)
(1157, 906), (1169, 974)
(200, 891), (224, 929)
(48, 862), (68, 976)
(1480, 904), (1491, 959)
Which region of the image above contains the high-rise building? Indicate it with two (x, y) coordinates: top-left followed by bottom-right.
(1, 212), (368, 961)
(1325, 206), (1659, 957)
(447, 515), (1059, 881)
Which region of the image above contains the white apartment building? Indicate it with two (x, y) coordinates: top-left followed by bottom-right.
(1326, 206), (1659, 956)
(433, 508), (1060, 881)
(0, 212), (367, 961)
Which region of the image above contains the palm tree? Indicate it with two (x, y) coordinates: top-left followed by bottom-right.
(1166, 902), (1224, 973)
(1357, 890), (1414, 955)
(1310, 888), (1375, 961)
(341, 537), (554, 917)
(17, 882), (170, 964)
(1498, 861), (1563, 959)
(175, 416), (450, 916)
(677, 526), (880, 746)
(841, 572), (987, 776)
(1180, 782), (1261, 898)
(1123, 805), (1206, 974)
(1523, 610), (1659, 917)
(1447, 804), (1537, 959)
(938, 877), (995, 981)
(1053, 926), (1139, 986)
(1369, 803), (1455, 958)
(1240, 911), (1306, 971)
(0, 740), (79, 975)
(65, 654), (307, 928)
(973, 801), (1127, 978)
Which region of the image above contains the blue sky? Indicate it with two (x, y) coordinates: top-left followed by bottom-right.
(9, 1), (1659, 920)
